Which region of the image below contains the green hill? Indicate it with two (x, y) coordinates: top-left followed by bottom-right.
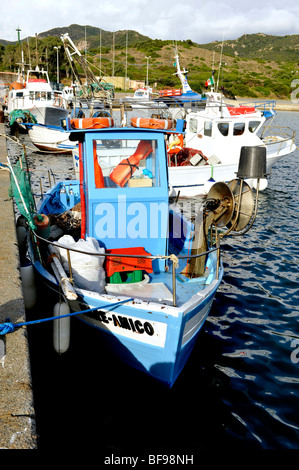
(200, 33), (299, 63)
(1, 27), (298, 99)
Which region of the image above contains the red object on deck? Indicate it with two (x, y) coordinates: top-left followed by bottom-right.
(158, 89), (182, 97)
(105, 247), (153, 277)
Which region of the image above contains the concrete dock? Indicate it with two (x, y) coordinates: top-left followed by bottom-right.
(0, 116), (37, 449)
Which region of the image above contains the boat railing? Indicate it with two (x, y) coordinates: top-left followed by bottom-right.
(239, 100), (276, 113)
(258, 125), (295, 157)
(32, 230), (221, 307)
(259, 124), (296, 146)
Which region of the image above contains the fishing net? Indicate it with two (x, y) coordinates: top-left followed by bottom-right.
(9, 109), (37, 126)
(8, 152), (37, 230)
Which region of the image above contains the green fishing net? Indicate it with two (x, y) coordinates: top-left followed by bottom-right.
(8, 152), (37, 230)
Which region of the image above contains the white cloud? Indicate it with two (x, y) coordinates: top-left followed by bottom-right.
(1, 0), (298, 44)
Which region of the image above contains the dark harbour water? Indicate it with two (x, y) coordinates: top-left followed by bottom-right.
(6, 111), (299, 456)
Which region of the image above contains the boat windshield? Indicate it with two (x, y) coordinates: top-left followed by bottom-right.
(135, 91), (147, 97)
(204, 120), (212, 137)
(92, 138), (160, 189)
(249, 120), (261, 133)
(217, 122), (229, 136)
(233, 123), (245, 136)
(189, 118), (198, 133)
(29, 91), (52, 101)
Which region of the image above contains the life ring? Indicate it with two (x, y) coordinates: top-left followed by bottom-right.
(53, 96), (63, 107)
(131, 117), (173, 130)
(71, 117), (114, 129)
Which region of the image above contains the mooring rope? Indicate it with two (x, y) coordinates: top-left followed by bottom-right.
(0, 298), (133, 336)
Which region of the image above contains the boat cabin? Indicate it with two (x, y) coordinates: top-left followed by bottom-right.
(7, 68), (67, 125)
(184, 106), (266, 165)
(8, 69), (51, 112)
(69, 124), (170, 273)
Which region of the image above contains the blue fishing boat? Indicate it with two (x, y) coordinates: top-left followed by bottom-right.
(8, 116), (266, 387)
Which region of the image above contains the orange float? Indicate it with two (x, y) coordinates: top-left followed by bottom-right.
(158, 89), (182, 97)
(9, 81), (25, 90)
(131, 117), (173, 130)
(71, 117), (114, 129)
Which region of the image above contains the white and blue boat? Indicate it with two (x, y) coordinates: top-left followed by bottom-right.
(26, 122), (76, 154)
(154, 52), (205, 110)
(10, 116), (266, 387)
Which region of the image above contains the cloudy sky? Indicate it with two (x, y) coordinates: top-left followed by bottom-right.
(2, 0), (299, 44)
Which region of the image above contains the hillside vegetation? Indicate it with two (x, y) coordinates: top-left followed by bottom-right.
(1, 25), (298, 99)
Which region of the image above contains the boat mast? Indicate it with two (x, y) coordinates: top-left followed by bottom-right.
(61, 33), (113, 103)
(216, 37), (224, 93)
(173, 48), (192, 94)
(210, 51), (215, 92)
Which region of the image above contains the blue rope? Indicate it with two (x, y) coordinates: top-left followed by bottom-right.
(0, 322), (16, 335)
(0, 298), (133, 335)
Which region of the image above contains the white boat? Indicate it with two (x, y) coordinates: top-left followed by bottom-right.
(27, 123), (75, 154)
(166, 92), (295, 196)
(27, 111), (113, 154)
(6, 66), (69, 128)
(125, 86), (167, 109)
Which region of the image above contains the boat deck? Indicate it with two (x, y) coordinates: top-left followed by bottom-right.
(103, 252), (217, 307)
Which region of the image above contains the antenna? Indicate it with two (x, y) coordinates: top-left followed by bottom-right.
(216, 33), (224, 92)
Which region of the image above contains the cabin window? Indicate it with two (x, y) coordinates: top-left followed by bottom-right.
(16, 92), (23, 98)
(92, 139), (159, 189)
(249, 121), (261, 133)
(233, 123), (245, 136)
(204, 121), (212, 137)
(189, 118), (198, 133)
(217, 122), (229, 136)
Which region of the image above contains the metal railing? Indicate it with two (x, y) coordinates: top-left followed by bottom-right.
(32, 229), (221, 308)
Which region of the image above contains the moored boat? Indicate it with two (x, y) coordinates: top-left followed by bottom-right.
(27, 122), (75, 154)
(26, 111), (113, 154)
(166, 94), (296, 196)
(6, 66), (69, 129)
(7, 117), (267, 387)
(125, 86), (166, 109)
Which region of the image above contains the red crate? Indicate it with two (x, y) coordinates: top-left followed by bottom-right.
(105, 247), (153, 278)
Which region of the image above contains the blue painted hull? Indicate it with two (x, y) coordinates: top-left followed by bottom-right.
(31, 245), (222, 387)
(26, 126), (224, 387)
